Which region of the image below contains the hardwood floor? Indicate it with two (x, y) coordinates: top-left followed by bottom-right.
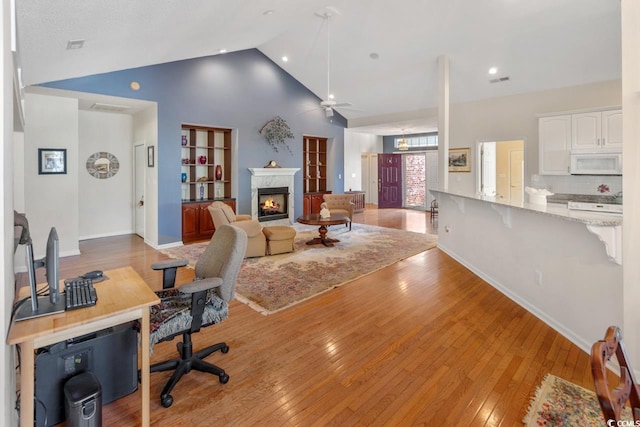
(36, 207), (594, 426)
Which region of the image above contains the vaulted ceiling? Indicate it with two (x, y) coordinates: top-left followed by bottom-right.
(15, 0), (621, 134)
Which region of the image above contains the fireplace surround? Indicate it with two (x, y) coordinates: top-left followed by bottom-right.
(249, 168), (300, 224)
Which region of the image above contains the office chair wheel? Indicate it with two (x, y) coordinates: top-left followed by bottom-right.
(161, 395), (174, 408)
(219, 373), (229, 384)
(221, 344), (229, 353)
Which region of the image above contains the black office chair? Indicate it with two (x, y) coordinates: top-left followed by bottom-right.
(148, 224), (247, 408)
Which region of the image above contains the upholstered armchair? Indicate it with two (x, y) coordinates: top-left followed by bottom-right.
(321, 194), (355, 230)
(207, 201), (266, 257)
(149, 224), (248, 408)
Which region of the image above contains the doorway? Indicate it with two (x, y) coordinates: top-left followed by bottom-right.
(478, 139), (524, 203)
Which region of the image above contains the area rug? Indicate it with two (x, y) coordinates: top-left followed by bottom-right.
(161, 223), (438, 315)
(523, 373), (629, 426)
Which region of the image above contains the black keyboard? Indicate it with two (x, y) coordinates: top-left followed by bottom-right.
(64, 278), (98, 311)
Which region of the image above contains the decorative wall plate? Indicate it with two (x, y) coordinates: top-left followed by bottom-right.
(86, 152), (120, 179)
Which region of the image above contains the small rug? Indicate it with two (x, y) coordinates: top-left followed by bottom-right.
(523, 373), (629, 426)
(161, 223), (438, 315)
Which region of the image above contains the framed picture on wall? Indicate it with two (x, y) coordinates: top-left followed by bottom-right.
(147, 146), (155, 167)
(38, 148), (67, 174)
(448, 147), (471, 172)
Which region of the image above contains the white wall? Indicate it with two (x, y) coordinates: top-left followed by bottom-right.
(344, 130), (382, 192)
(621, 0), (640, 371)
(24, 92), (79, 258)
(132, 105), (159, 247)
(2, 0), (14, 422)
(79, 110), (133, 239)
(448, 80), (622, 194)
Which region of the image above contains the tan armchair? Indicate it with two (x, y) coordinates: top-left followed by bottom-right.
(207, 202), (266, 257)
(321, 194), (355, 230)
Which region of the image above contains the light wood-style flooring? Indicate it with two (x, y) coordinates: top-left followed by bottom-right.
(39, 207), (595, 426)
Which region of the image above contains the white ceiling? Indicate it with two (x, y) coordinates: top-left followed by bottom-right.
(15, 0), (621, 135)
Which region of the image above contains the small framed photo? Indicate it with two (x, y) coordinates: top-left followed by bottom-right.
(147, 146), (155, 167)
(38, 148), (67, 175)
(448, 147), (471, 173)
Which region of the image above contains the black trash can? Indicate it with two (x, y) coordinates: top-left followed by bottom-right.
(64, 372), (102, 427)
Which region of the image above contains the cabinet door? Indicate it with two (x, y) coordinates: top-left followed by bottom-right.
(602, 109), (623, 149)
(539, 115), (571, 175)
(182, 205), (199, 241)
(198, 204), (215, 237)
(310, 194), (325, 214)
(303, 194), (311, 215)
(572, 112), (601, 150)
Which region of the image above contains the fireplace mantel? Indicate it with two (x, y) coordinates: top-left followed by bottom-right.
(249, 167), (300, 224)
(248, 168), (300, 176)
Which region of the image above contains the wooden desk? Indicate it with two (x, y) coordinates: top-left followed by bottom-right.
(7, 267), (160, 427)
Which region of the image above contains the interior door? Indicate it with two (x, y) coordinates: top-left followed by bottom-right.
(509, 149), (524, 204)
(480, 142), (497, 196)
(370, 154), (378, 205)
(378, 154), (402, 208)
(134, 143), (145, 237)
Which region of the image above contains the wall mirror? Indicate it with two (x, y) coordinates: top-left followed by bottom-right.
(86, 152), (120, 179)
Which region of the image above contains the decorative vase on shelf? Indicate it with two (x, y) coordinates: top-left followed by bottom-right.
(181, 173), (187, 183)
(199, 183), (204, 201)
(215, 165), (222, 181)
(198, 155), (207, 165)
(181, 135), (187, 146)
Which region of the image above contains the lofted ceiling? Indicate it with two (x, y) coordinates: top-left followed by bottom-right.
(15, 0), (621, 135)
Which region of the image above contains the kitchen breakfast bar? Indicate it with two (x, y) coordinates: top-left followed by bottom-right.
(431, 189), (622, 356)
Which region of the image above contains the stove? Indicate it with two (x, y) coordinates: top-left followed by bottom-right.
(567, 201), (622, 214)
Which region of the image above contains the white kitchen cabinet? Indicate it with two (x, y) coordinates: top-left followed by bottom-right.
(571, 109), (622, 150)
(539, 115), (571, 175)
(602, 109), (623, 149)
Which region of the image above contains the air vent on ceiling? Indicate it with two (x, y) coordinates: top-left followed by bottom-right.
(89, 103), (132, 112)
(489, 76), (510, 84)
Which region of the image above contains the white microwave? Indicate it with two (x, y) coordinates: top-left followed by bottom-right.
(570, 151), (622, 175)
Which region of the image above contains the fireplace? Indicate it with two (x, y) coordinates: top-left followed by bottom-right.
(257, 187), (289, 222)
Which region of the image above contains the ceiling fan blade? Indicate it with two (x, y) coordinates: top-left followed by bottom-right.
(333, 102), (352, 108)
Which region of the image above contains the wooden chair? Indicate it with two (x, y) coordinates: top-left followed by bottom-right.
(591, 325), (640, 422)
(430, 199), (438, 220)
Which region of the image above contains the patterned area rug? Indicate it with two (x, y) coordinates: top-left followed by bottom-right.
(523, 373), (630, 426)
(161, 223), (438, 315)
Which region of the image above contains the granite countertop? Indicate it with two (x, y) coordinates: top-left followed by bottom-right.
(546, 193), (621, 205)
(430, 188), (622, 226)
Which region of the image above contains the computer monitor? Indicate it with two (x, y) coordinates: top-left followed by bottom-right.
(15, 227), (65, 321)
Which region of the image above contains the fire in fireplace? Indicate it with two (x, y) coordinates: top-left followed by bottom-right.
(257, 187), (289, 222)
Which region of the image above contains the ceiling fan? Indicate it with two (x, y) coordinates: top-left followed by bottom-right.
(315, 10), (354, 118)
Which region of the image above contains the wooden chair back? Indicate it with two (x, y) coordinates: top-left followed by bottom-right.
(591, 325), (640, 422)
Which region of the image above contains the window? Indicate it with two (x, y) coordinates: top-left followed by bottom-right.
(394, 134), (438, 149)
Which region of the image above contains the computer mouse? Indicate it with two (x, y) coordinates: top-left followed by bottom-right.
(83, 270), (103, 280)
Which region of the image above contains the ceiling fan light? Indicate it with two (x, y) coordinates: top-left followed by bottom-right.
(325, 107), (334, 118)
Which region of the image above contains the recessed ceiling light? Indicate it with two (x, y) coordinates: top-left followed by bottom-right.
(282, 56), (288, 62)
(369, 52), (380, 60)
(263, 9), (275, 16)
(66, 39), (85, 50)
(219, 48), (227, 54)
(488, 67), (498, 75)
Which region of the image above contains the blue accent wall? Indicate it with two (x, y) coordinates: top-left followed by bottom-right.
(42, 49), (347, 244)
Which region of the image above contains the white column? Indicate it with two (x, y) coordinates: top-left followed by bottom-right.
(622, 0), (640, 371)
(438, 55), (450, 190)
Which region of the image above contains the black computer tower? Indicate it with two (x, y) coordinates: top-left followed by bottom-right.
(34, 322), (138, 427)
